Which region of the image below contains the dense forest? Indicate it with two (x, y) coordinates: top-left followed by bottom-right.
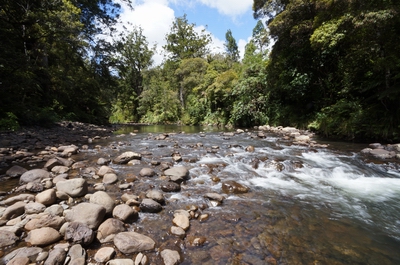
(1, 0), (399, 141)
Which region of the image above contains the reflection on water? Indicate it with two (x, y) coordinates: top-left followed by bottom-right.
(2, 125), (400, 264)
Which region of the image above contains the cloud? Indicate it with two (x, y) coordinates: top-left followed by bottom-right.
(197, 0), (253, 17)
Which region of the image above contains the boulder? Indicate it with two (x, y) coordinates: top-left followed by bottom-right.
(1, 194), (34, 206)
(140, 198), (162, 213)
(134, 253), (149, 265)
(2, 201), (26, 220)
(43, 247), (66, 265)
(103, 173), (118, 184)
(164, 167), (189, 183)
(160, 249), (181, 265)
(113, 232), (155, 254)
(68, 244), (86, 264)
(172, 214), (190, 231)
(25, 202), (46, 214)
(65, 222), (95, 245)
(6, 165), (27, 178)
(221, 180), (249, 194)
(56, 178), (88, 198)
(170, 226), (186, 238)
(97, 218), (125, 243)
(97, 157), (111, 165)
(2, 247), (43, 264)
(35, 189), (57, 206)
(113, 152), (142, 164)
(369, 149), (395, 159)
(146, 190), (164, 204)
(106, 259), (134, 265)
(51, 166), (70, 174)
(139, 168), (156, 177)
(160, 182), (181, 192)
(20, 169), (50, 184)
(112, 204), (138, 222)
(97, 165), (115, 177)
(24, 214), (64, 230)
(94, 247), (115, 263)
(6, 257), (30, 265)
(26, 182), (44, 192)
(25, 227), (61, 246)
(65, 203), (106, 229)
(0, 230), (18, 247)
(89, 191), (115, 214)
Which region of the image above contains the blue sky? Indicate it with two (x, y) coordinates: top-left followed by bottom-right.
(115, 0), (258, 65)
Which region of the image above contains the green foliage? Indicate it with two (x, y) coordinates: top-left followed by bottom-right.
(224, 29), (240, 62)
(0, 113), (20, 131)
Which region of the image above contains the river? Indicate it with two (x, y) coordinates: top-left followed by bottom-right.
(3, 124), (400, 264)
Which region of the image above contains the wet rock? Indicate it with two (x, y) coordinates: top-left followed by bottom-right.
(89, 191), (115, 214)
(6, 165), (28, 178)
(160, 249), (181, 265)
(369, 149), (395, 159)
(20, 169), (50, 184)
(65, 222), (94, 245)
(172, 214), (190, 231)
(94, 247), (115, 263)
(139, 168), (156, 177)
(2, 201), (26, 220)
(107, 259), (134, 265)
(65, 203), (106, 229)
(245, 145), (255, 152)
(188, 236), (207, 247)
(1, 194), (34, 206)
(0, 230), (18, 247)
(160, 182), (181, 192)
(44, 247), (66, 265)
(146, 190), (164, 204)
(25, 202), (46, 214)
(114, 232), (155, 254)
(170, 226), (186, 238)
(56, 178), (88, 198)
(97, 157), (111, 165)
(222, 180), (249, 194)
(24, 214), (64, 230)
(25, 227), (61, 246)
(294, 135), (310, 143)
(199, 214), (209, 222)
(103, 173), (118, 184)
(97, 166), (115, 177)
(164, 166), (189, 183)
(204, 193), (224, 202)
(134, 253), (149, 265)
(97, 218), (126, 243)
(114, 151), (142, 164)
(172, 153), (182, 162)
(68, 244), (86, 264)
(35, 188), (57, 206)
(59, 145), (79, 157)
(26, 182), (44, 192)
(140, 198), (162, 213)
(113, 204), (138, 223)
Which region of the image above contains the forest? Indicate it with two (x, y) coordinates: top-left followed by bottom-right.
(1, 0), (399, 141)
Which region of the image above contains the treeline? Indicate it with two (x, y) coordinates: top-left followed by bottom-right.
(1, 0), (400, 141)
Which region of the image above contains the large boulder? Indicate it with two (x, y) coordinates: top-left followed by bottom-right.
(65, 203), (106, 229)
(65, 222), (95, 245)
(24, 214), (64, 230)
(97, 218), (125, 243)
(56, 178), (88, 198)
(113, 232), (155, 254)
(25, 227), (61, 246)
(35, 189), (57, 206)
(89, 191), (115, 214)
(20, 169), (50, 184)
(6, 165), (28, 178)
(113, 152), (142, 164)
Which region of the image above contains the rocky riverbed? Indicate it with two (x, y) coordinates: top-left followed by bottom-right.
(0, 122), (400, 265)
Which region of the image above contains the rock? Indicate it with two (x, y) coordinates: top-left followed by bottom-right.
(25, 227), (61, 246)
(35, 189), (57, 206)
(51, 166), (70, 174)
(188, 236), (207, 246)
(1, 194), (34, 206)
(26, 182), (44, 192)
(68, 244), (86, 265)
(199, 214), (209, 222)
(160, 249), (181, 265)
(107, 259), (134, 265)
(59, 145), (79, 157)
(146, 190), (164, 204)
(160, 182), (181, 192)
(65, 203), (106, 229)
(97, 166), (115, 177)
(24, 214), (64, 230)
(44, 205), (64, 216)
(170, 226), (185, 238)
(114, 151), (142, 164)
(114, 232), (155, 254)
(65, 222), (94, 245)
(294, 135), (310, 142)
(97, 157), (111, 165)
(245, 145), (255, 152)
(44, 247), (66, 265)
(172, 214), (190, 231)
(134, 253), (149, 265)
(140, 198), (162, 213)
(53, 173), (68, 184)
(25, 202), (46, 214)
(139, 168), (156, 177)
(369, 143), (383, 149)
(20, 169), (50, 184)
(369, 149), (395, 159)
(121, 193), (138, 202)
(204, 193), (224, 202)
(94, 247), (115, 263)
(89, 191), (115, 214)
(221, 180), (250, 194)
(0, 230), (18, 247)
(2, 201), (26, 220)
(6, 165), (28, 178)
(56, 178), (88, 198)
(164, 167), (189, 183)
(2, 247), (43, 264)
(97, 218), (125, 243)
(6, 257), (30, 265)
(113, 204), (138, 222)
(103, 173), (118, 184)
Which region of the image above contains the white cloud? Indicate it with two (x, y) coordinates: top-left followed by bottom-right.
(197, 0), (253, 17)
(238, 37), (251, 60)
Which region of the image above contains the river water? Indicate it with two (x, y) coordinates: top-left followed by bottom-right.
(5, 125), (400, 264)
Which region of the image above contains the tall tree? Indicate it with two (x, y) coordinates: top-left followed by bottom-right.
(224, 29), (240, 62)
(252, 20), (269, 54)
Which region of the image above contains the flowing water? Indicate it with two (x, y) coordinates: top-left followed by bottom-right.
(4, 125), (400, 264)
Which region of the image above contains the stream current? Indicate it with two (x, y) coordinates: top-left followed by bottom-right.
(5, 125), (400, 264)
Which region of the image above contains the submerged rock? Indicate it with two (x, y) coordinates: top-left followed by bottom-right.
(222, 180), (250, 194)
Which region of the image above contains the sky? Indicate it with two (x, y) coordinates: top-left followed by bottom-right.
(114, 0), (258, 65)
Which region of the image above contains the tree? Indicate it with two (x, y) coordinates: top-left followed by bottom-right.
(163, 14), (212, 61)
(252, 20), (269, 55)
(224, 29), (239, 62)
(112, 26), (154, 122)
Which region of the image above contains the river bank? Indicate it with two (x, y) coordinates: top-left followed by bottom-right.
(0, 123), (400, 264)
